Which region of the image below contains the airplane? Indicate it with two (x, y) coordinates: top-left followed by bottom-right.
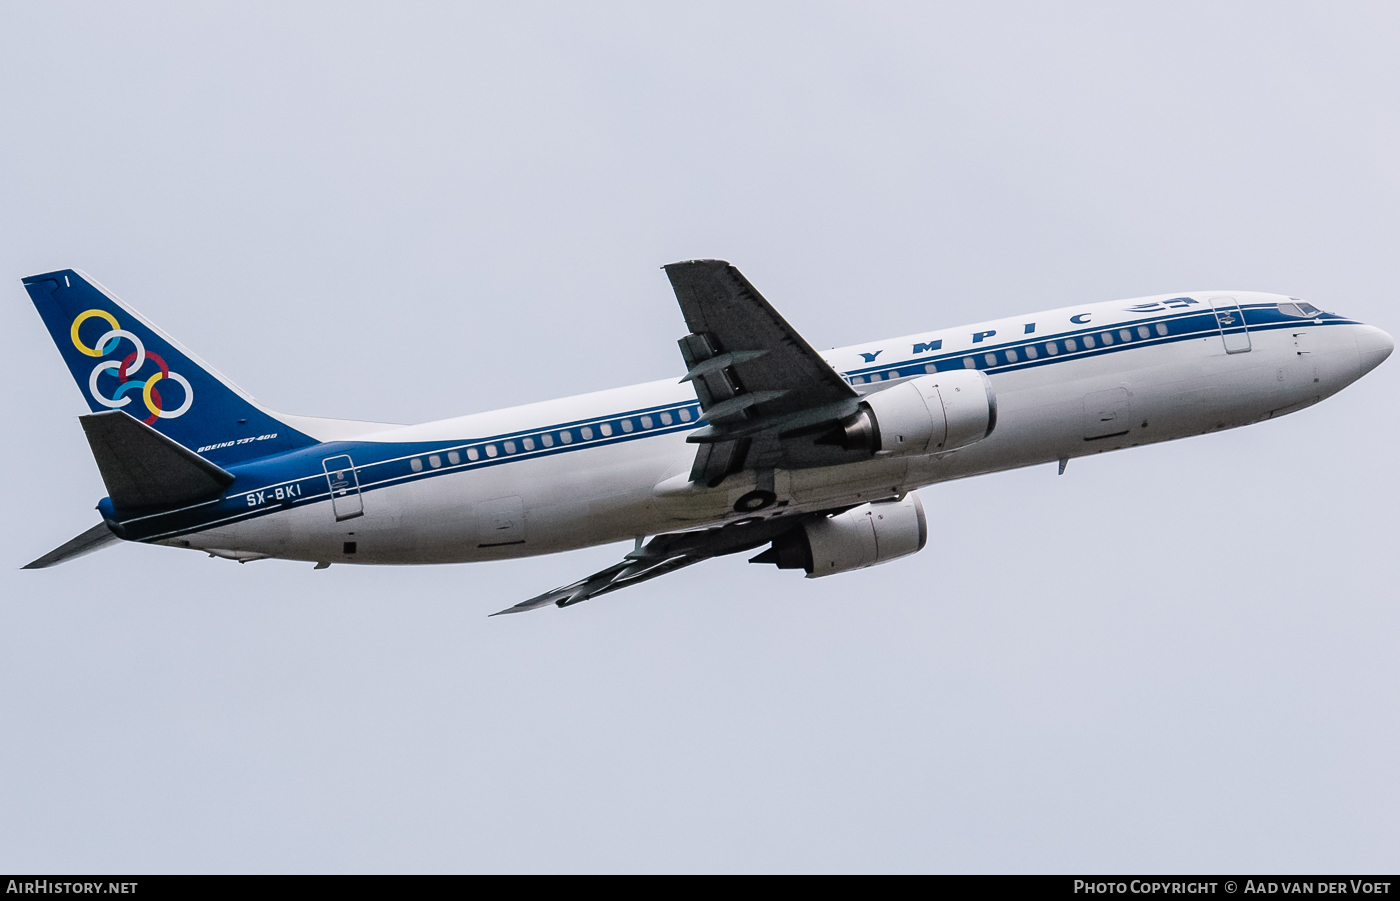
(20, 262), (1393, 614)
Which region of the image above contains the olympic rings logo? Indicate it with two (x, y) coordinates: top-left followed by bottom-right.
(70, 309), (193, 424)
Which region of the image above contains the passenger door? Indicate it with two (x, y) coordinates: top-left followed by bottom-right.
(322, 454), (364, 521)
(1210, 296), (1252, 354)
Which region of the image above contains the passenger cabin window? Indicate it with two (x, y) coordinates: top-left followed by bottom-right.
(1101, 332), (1114, 345)
(964, 357), (977, 369)
(410, 457), (423, 472)
(621, 419), (634, 433)
(1065, 338), (1079, 352)
(485, 444), (498, 457)
(429, 455), (442, 468)
(1005, 349), (1019, 363)
(1136, 326), (1150, 339)
(467, 447), (480, 461)
(448, 451), (460, 465)
(581, 426), (594, 440)
(1082, 335), (1096, 349)
(924, 363), (937, 373)
(559, 430), (573, 444)
(983, 353), (997, 367)
(541, 434), (554, 448)
(523, 437), (535, 450)
(1155, 323), (1168, 336)
(599, 423), (612, 437)
(641, 415), (654, 429)
(1025, 346), (1039, 359)
(659, 412), (673, 426)
(1046, 342), (1059, 355)
(503, 441), (516, 454)
(1119, 329), (1132, 342)
(678, 408), (692, 422)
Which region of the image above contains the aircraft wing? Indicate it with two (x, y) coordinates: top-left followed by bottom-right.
(664, 260), (861, 486)
(490, 513), (832, 615)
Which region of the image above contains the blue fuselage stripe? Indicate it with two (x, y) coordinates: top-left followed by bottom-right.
(109, 305), (1355, 542)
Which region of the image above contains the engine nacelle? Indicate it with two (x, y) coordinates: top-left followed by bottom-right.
(751, 493), (928, 578)
(827, 369), (996, 457)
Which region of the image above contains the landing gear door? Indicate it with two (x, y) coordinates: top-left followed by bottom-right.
(1210, 296), (1252, 354)
(322, 454), (364, 521)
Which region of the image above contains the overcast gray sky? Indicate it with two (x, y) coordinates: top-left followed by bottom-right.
(2, 2), (1398, 874)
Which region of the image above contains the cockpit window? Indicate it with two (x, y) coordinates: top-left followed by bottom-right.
(1281, 298), (1323, 317)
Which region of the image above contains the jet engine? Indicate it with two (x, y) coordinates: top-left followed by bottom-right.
(823, 370), (996, 457)
(751, 493), (928, 578)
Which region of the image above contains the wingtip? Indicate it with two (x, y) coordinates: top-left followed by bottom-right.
(489, 596), (561, 616)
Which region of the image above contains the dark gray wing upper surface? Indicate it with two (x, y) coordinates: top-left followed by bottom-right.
(665, 260), (855, 413)
(664, 260), (861, 485)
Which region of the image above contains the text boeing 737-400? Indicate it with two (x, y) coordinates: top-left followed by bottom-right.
(19, 262), (1394, 614)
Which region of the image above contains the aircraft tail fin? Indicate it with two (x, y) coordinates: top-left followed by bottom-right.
(79, 410), (235, 512)
(23, 522), (122, 569)
(23, 270), (318, 466)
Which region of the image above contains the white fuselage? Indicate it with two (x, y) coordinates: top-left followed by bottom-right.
(169, 291), (1381, 566)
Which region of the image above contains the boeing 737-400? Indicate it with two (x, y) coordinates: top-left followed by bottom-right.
(20, 262), (1394, 614)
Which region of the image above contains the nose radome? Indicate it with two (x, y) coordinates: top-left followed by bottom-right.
(1357, 325), (1394, 377)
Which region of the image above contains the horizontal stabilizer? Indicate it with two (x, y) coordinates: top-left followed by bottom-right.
(23, 522), (121, 569)
(80, 410), (235, 511)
